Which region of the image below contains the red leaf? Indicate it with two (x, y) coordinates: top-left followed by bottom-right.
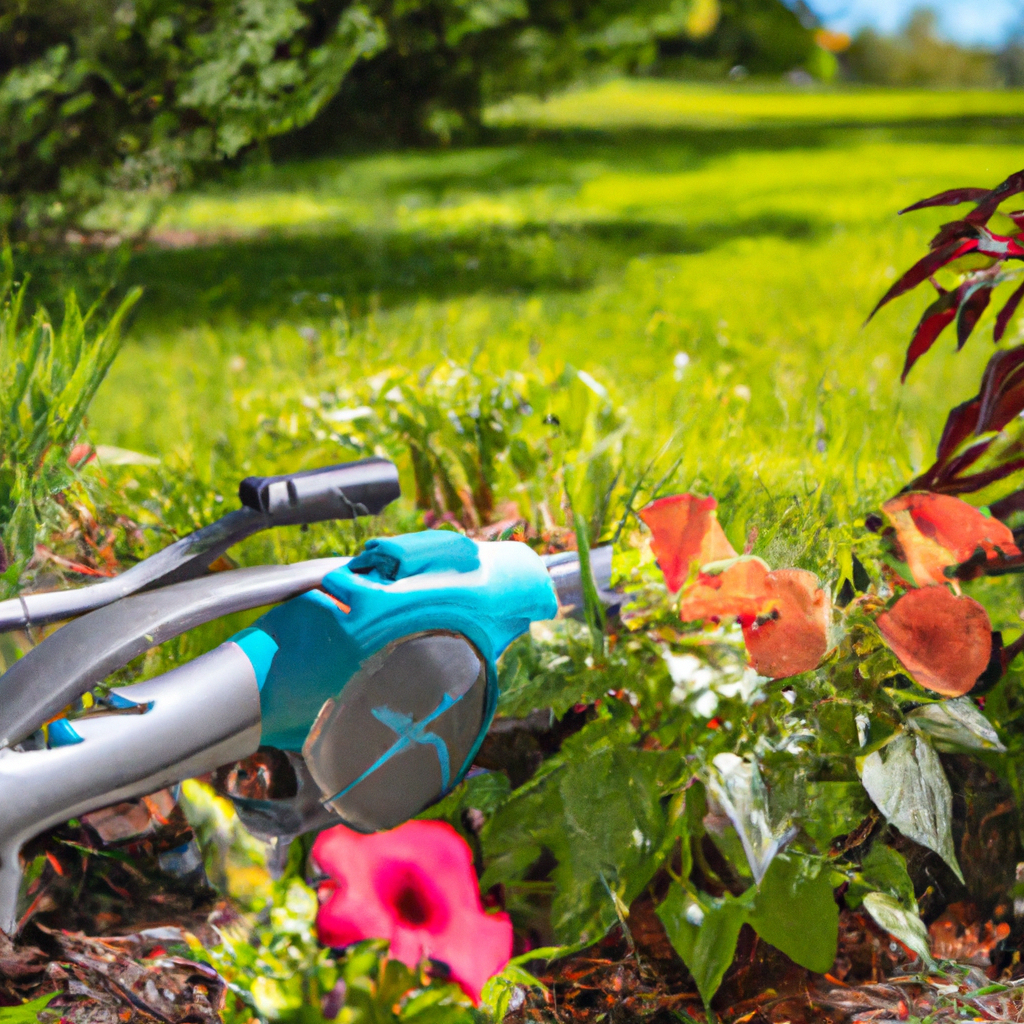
(876, 586), (992, 697)
(976, 345), (1024, 431)
(867, 238), (977, 323)
(902, 288), (957, 381)
(741, 569), (830, 679)
(938, 457), (1024, 496)
(965, 170), (1024, 227)
(989, 488), (1024, 522)
(881, 492), (1020, 587)
(956, 283), (994, 349)
(639, 494), (737, 593)
(994, 280), (1024, 342)
(899, 188), (992, 215)
(934, 396), (981, 465)
(677, 557), (769, 624)
(929, 219), (976, 251)
(912, 346), (1024, 491)
(975, 227), (1024, 259)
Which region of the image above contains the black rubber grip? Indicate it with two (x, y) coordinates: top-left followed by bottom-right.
(238, 457), (400, 526)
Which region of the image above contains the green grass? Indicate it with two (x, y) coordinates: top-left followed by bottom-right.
(72, 80), (1024, 557)
(488, 78), (1024, 129)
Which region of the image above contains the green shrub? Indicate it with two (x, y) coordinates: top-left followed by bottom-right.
(0, 0), (384, 239)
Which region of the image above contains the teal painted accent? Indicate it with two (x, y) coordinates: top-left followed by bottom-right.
(230, 627), (280, 690)
(347, 530), (480, 581)
(47, 718), (83, 747)
(253, 532), (559, 793)
(108, 693), (141, 709)
(328, 693), (457, 805)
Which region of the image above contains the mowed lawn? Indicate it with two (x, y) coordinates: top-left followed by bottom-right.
(87, 81), (1024, 526)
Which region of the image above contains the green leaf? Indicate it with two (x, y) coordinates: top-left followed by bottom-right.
(497, 621), (609, 719)
(801, 782), (872, 852)
(747, 854), (838, 973)
(858, 732), (963, 882)
(657, 883), (749, 1007)
(478, 948), (560, 1021)
(480, 772), (560, 891)
(861, 892), (934, 968)
(0, 993), (58, 1024)
(907, 698), (1006, 753)
(551, 747), (676, 945)
(706, 753), (787, 883)
(848, 842), (916, 910)
(417, 770), (511, 838)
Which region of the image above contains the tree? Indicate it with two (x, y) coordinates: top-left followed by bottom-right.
(1, 0), (706, 233)
(843, 9), (997, 88)
(0, 0), (385, 240)
(279, 0), (704, 151)
(652, 0), (818, 79)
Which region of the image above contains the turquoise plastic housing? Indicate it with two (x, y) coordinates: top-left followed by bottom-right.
(237, 532), (557, 782)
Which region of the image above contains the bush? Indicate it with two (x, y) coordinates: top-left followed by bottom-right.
(278, 0), (703, 150)
(651, 0), (818, 80)
(0, 0), (384, 240)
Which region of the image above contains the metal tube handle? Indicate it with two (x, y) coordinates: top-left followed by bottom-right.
(0, 642), (262, 935)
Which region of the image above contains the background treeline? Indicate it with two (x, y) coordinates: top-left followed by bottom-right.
(2, 0), (1021, 243)
(649, 5), (1024, 89)
(841, 9), (1024, 89)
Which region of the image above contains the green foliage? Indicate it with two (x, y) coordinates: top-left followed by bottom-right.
(478, 948), (558, 1020)
(0, 0), (384, 238)
(0, 994), (58, 1024)
(651, 0), (817, 79)
(36, 84), (1024, 1013)
(657, 885), (749, 1006)
(844, 10), (999, 88)
(745, 855), (838, 974)
(283, 0), (703, 148)
(0, 256), (139, 585)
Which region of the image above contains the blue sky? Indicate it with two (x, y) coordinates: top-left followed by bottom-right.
(808, 0), (1023, 46)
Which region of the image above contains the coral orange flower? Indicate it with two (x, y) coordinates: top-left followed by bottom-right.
(875, 585), (992, 697)
(639, 494), (737, 592)
(742, 569), (831, 679)
(313, 820), (512, 1003)
(881, 493), (1019, 587)
(677, 557), (770, 625)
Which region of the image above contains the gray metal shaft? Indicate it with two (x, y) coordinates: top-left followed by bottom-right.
(542, 546), (616, 614)
(0, 558), (349, 750)
(0, 642), (262, 935)
(0, 508), (268, 633)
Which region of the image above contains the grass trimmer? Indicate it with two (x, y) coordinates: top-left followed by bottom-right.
(0, 458), (612, 934)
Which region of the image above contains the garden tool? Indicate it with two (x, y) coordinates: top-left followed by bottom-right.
(0, 457), (614, 934)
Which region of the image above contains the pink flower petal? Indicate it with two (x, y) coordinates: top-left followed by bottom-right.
(313, 820), (512, 1003)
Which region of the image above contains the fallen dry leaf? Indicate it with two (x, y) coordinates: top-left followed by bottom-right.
(875, 585), (992, 696)
(881, 492), (1019, 587)
(927, 902), (1010, 966)
(677, 556), (770, 624)
(742, 569), (831, 679)
(639, 493), (737, 592)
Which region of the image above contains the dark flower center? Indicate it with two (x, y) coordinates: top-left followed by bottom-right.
(393, 882), (431, 926)
(379, 864), (449, 931)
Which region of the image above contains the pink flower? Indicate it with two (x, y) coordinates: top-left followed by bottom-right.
(312, 820), (513, 1004)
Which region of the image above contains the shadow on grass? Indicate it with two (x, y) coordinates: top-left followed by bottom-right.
(269, 117), (1024, 198)
(113, 212), (820, 329)
(23, 114), (1018, 331)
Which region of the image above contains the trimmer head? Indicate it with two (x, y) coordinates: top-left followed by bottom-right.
(0, 457), (610, 935)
